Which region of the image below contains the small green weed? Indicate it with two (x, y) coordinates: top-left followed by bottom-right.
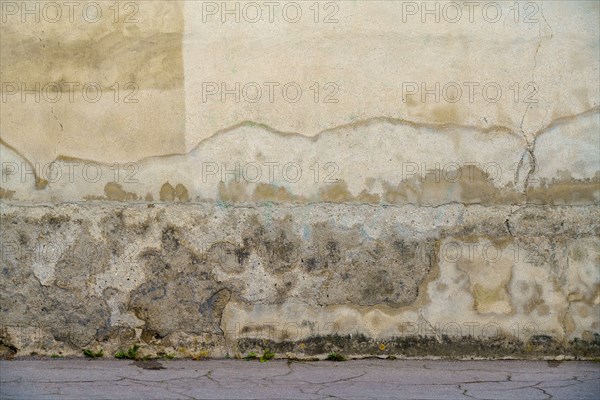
(83, 349), (103, 358)
(326, 352), (346, 361)
(259, 349), (275, 363)
(115, 344), (139, 360)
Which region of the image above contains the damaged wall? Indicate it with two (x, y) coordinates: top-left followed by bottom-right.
(0, 0), (599, 359)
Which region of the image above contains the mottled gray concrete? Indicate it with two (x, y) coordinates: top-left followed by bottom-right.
(2, 203), (599, 359)
(1, 359), (598, 399)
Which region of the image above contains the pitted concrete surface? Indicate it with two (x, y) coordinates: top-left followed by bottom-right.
(2, 203), (599, 359)
(1, 359), (598, 400)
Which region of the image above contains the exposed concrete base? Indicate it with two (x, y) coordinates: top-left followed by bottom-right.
(1, 202), (599, 359)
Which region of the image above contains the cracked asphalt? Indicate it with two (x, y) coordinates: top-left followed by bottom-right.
(1, 359), (599, 399)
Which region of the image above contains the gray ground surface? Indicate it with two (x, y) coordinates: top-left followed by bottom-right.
(0, 359), (599, 399)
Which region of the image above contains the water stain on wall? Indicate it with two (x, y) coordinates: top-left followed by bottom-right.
(0, 2), (186, 165)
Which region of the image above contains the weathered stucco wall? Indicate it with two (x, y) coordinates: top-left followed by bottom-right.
(1, 1), (599, 359)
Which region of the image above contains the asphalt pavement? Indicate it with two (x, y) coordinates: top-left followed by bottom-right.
(1, 359), (599, 399)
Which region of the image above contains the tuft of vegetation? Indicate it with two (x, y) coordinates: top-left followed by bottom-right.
(83, 349), (103, 358)
(259, 349), (275, 363)
(50, 354), (63, 358)
(243, 349), (276, 362)
(326, 352), (346, 361)
(190, 350), (210, 360)
(115, 344), (139, 360)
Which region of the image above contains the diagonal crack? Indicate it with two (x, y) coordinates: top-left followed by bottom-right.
(516, 3), (555, 195)
(50, 107), (64, 132)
